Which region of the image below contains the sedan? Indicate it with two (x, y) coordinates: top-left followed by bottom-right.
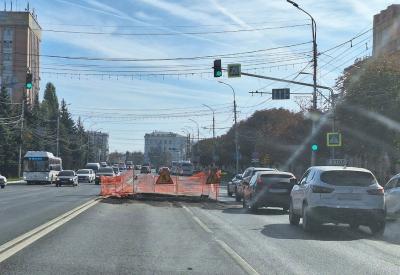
(243, 171), (296, 211)
(76, 169), (95, 183)
(95, 167), (116, 185)
(56, 170), (78, 187)
(0, 174), (7, 189)
(384, 173), (400, 219)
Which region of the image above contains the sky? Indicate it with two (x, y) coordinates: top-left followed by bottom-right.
(16, 0), (396, 152)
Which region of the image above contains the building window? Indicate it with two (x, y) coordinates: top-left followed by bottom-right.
(3, 40), (12, 49)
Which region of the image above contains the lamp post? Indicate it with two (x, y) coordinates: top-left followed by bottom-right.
(203, 104), (216, 165)
(188, 119), (199, 142)
(287, 0), (318, 166)
(218, 80), (239, 174)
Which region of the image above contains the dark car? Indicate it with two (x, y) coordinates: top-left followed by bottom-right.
(235, 167), (278, 201)
(56, 170), (78, 187)
(242, 171), (297, 211)
(95, 167), (115, 185)
(141, 166), (151, 174)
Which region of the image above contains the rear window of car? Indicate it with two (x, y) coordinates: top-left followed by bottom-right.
(320, 171), (376, 187)
(99, 168), (113, 173)
(260, 174), (292, 182)
(77, 169), (90, 174)
(59, 171), (74, 176)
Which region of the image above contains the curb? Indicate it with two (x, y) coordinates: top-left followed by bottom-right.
(7, 180), (26, 185)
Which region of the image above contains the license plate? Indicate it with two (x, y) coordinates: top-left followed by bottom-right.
(338, 194), (361, 200)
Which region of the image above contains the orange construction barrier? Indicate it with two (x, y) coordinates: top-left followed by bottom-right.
(100, 170), (134, 197)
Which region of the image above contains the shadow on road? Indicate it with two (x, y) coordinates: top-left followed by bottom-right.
(222, 207), (287, 216)
(261, 223), (369, 241)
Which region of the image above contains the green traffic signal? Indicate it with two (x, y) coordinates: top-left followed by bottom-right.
(26, 83), (32, 89)
(215, 70), (222, 77)
(214, 59), (222, 78)
(311, 144), (318, 151)
(26, 73), (33, 89)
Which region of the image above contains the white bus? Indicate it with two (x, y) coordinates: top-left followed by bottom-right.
(23, 151), (62, 184)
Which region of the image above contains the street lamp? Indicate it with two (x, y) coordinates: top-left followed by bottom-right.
(203, 104), (216, 165)
(217, 80), (239, 174)
(188, 118), (200, 142)
(287, 0), (318, 166)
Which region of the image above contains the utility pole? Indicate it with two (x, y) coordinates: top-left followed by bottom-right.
(189, 119), (199, 142)
(218, 81), (239, 174)
(287, 0), (318, 166)
(203, 104), (216, 166)
(18, 99), (24, 178)
(56, 112), (60, 157)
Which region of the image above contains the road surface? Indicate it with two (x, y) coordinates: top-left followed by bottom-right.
(0, 184), (400, 274)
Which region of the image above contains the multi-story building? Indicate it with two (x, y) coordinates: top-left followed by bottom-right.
(87, 131), (109, 162)
(144, 131), (187, 163)
(373, 4), (400, 56)
(0, 8), (41, 105)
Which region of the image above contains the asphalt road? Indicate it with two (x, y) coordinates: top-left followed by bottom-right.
(0, 182), (100, 246)
(1, 184), (400, 274)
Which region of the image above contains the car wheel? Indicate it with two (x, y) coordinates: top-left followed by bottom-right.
(227, 188), (233, 196)
(289, 200), (300, 226)
(302, 203), (314, 232)
(370, 221), (385, 236)
(1, 185), (5, 189)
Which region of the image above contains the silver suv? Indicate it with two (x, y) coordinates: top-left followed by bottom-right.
(289, 166), (385, 235)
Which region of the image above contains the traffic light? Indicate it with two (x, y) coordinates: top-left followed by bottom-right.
(26, 73), (33, 89)
(311, 144), (319, 151)
(213, 59), (222, 77)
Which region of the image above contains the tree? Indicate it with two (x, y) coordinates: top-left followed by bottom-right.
(335, 53), (400, 180)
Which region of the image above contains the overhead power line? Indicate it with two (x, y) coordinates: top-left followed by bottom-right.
(40, 23), (310, 36)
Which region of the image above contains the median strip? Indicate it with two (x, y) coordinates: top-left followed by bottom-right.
(0, 198), (101, 263)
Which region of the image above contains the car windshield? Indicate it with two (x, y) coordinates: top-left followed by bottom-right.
(320, 171), (376, 187)
(59, 171), (74, 176)
(77, 169), (90, 174)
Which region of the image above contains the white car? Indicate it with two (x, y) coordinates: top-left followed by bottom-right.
(384, 173), (400, 219)
(289, 166), (385, 235)
(0, 174), (7, 189)
(76, 169), (95, 183)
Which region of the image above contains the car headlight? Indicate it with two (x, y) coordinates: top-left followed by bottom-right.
(69, 178), (73, 181)
(45, 176), (49, 179)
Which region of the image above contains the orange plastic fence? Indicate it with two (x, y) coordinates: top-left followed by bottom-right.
(100, 170), (134, 197)
(101, 169), (220, 200)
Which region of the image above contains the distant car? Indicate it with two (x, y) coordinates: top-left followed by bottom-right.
(113, 167), (121, 176)
(242, 171), (296, 211)
(180, 162), (194, 176)
(235, 167), (278, 202)
(76, 169), (95, 183)
(56, 170), (78, 187)
(0, 174), (7, 189)
(85, 163), (100, 174)
(384, 173), (400, 219)
(95, 167), (116, 185)
(158, 167), (170, 175)
(141, 166), (151, 174)
(100, 162), (108, 167)
(289, 166), (385, 235)
(227, 174), (242, 196)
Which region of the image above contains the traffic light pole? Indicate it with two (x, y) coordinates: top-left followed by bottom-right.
(18, 99), (24, 179)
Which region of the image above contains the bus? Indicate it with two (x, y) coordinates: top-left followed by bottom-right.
(23, 151), (62, 184)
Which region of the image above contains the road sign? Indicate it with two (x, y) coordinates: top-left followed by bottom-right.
(328, 159), (347, 166)
(272, 88), (290, 100)
(227, 64), (241, 78)
(156, 168), (174, 184)
(327, 132), (342, 147)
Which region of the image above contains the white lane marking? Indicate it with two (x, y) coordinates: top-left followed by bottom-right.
(181, 203), (259, 275)
(215, 239), (260, 275)
(0, 198), (100, 263)
(193, 216), (213, 234)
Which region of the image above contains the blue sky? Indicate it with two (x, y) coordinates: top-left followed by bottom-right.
(24, 0), (394, 152)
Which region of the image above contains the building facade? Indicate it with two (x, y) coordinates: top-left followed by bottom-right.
(373, 4), (400, 56)
(144, 131), (187, 163)
(87, 131), (109, 163)
(0, 10), (41, 105)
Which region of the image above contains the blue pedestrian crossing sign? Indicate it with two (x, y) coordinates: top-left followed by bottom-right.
(327, 132), (342, 147)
